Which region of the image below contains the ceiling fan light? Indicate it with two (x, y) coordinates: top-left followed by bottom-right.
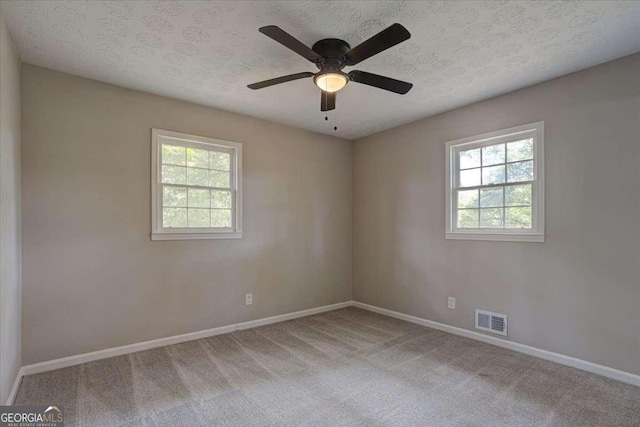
(314, 72), (348, 93)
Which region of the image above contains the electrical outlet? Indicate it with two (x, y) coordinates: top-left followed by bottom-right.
(245, 293), (253, 306)
(448, 297), (456, 310)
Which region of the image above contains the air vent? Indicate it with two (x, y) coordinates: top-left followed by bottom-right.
(475, 309), (507, 336)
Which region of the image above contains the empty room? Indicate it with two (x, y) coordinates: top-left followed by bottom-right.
(1, 0), (639, 426)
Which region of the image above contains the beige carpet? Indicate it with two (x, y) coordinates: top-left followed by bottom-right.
(14, 307), (640, 426)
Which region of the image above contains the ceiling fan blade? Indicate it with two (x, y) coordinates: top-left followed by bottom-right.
(247, 72), (314, 89)
(348, 71), (413, 94)
(259, 26), (323, 63)
(320, 91), (336, 111)
(344, 23), (411, 66)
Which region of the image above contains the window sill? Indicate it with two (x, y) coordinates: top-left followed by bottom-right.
(446, 232), (544, 243)
(151, 232), (243, 241)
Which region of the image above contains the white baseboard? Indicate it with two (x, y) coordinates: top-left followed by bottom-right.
(5, 368), (24, 405)
(20, 301), (352, 378)
(353, 301), (639, 387)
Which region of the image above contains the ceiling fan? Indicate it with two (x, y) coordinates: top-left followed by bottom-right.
(247, 24), (413, 112)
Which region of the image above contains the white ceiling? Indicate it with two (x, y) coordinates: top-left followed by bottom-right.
(3, 1), (640, 139)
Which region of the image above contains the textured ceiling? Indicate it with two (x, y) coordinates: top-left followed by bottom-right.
(3, 1), (640, 139)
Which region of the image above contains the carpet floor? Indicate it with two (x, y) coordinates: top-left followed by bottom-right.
(14, 307), (640, 426)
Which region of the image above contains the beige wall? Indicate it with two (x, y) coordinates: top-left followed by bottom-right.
(18, 51), (640, 376)
(353, 53), (640, 375)
(21, 64), (352, 365)
(0, 10), (22, 403)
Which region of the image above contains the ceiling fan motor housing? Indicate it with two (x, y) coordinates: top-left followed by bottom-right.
(312, 38), (351, 71)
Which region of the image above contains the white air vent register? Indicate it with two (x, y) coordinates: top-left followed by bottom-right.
(475, 309), (508, 336)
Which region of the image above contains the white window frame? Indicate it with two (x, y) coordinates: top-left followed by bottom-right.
(445, 121), (545, 243)
(151, 129), (242, 241)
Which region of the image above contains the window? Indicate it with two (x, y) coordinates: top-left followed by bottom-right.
(151, 129), (242, 240)
(445, 122), (544, 242)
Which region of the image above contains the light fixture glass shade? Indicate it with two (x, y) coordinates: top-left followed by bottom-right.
(314, 73), (348, 92)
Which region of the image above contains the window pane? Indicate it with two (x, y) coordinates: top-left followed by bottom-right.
(188, 208), (210, 227)
(480, 187), (503, 207)
(482, 165), (505, 185)
(211, 151), (231, 171)
(187, 167), (209, 186)
(480, 208), (503, 228)
(211, 209), (232, 228)
(163, 208), (187, 228)
(210, 170), (230, 188)
(186, 148), (209, 168)
(459, 148), (480, 169)
(505, 207), (532, 228)
(505, 184), (531, 206)
(162, 144), (185, 165)
(507, 160), (533, 183)
(188, 188), (210, 208)
(163, 186), (187, 207)
(457, 209), (478, 228)
(211, 190), (231, 208)
(482, 144), (505, 166)
(459, 168), (481, 187)
(507, 138), (533, 162)
(162, 165), (187, 184)
(457, 189), (478, 208)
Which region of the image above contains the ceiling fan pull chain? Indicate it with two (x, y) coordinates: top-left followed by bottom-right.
(324, 83), (328, 121)
(334, 110), (337, 131)
(325, 82), (328, 121)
